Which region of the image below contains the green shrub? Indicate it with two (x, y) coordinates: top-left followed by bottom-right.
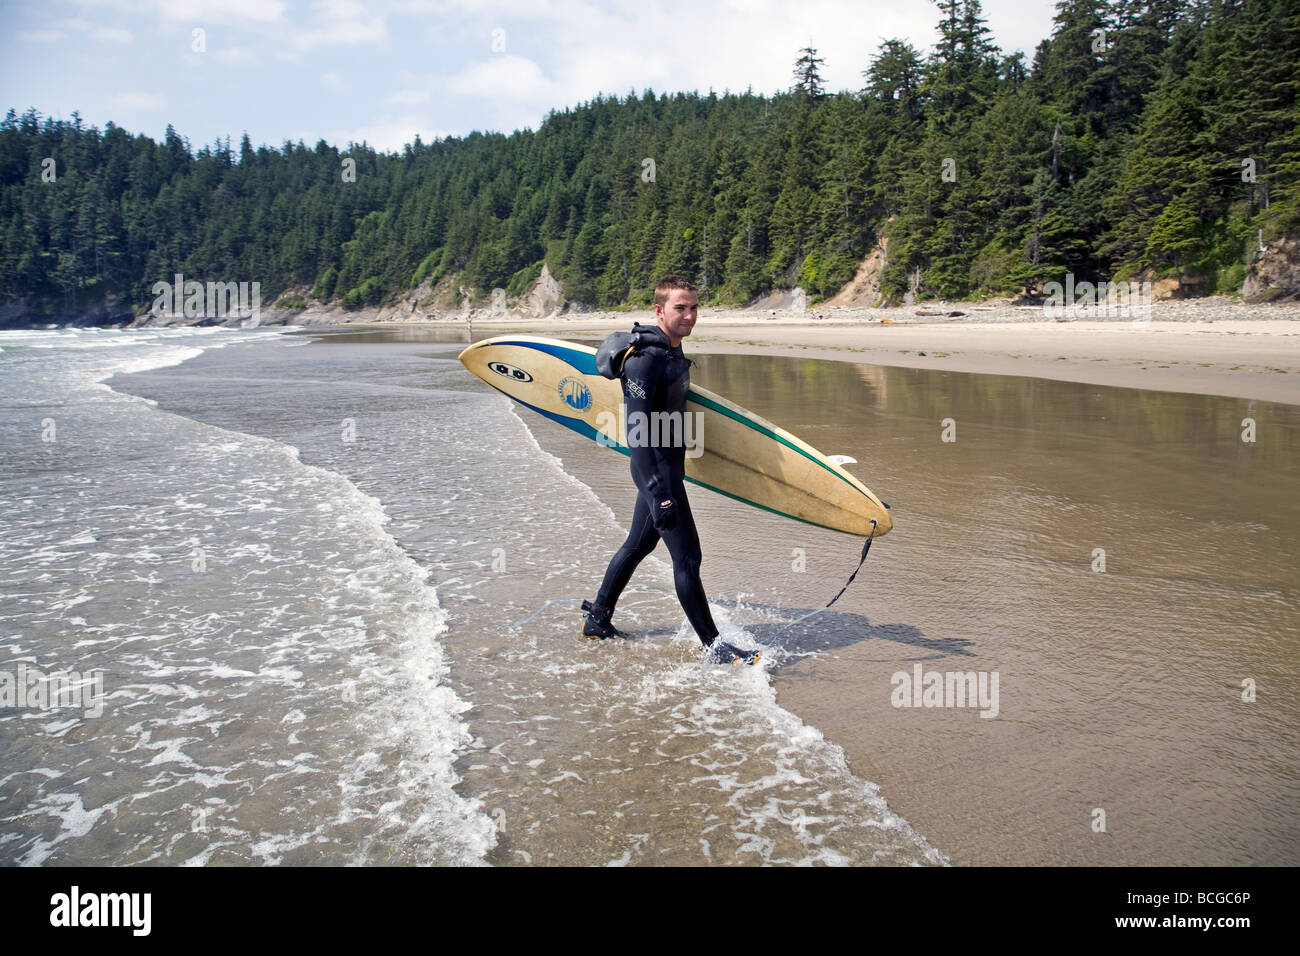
(505, 260), (545, 298)
(312, 265), (338, 301)
(412, 249), (441, 286)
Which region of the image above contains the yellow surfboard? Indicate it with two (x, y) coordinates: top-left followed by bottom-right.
(459, 335), (891, 538)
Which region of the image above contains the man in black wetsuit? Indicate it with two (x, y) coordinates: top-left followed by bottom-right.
(582, 276), (757, 664)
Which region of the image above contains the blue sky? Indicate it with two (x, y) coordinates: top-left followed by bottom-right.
(2, 0), (1059, 152)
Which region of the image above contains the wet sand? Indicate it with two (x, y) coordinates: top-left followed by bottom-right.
(295, 320), (1300, 865)
(687, 319), (1300, 407)
(690, 358), (1298, 866)
(530, 353), (1299, 866)
(486, 318), (1300, 866)
(320, 298), (1300, 406)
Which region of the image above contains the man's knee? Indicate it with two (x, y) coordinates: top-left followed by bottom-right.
(673, 550), (702, 582)
(631, 537), (658, 562)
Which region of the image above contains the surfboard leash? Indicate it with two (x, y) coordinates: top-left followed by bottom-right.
(825, 519), (878, 610)
(507, 598), (583, 629)
(508, 594), (670, 630)
(509, 520), (877, 638)
(769, 519), (877, 640)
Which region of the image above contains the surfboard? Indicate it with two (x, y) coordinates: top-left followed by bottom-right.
(458, 334), (891, 538)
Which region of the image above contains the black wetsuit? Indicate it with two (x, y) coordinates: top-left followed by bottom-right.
(592, 326), (720, 645)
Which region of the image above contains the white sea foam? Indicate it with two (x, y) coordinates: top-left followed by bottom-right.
(0, 328), (495, 866)
(455, 400), (946, 865)
(3, 329), (942, 866)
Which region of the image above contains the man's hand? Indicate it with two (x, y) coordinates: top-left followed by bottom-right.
(653, 497), (677, 533)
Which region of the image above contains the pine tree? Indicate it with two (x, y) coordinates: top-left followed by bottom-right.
(792, 46), (827, 100)
(865, 39), (924, 120)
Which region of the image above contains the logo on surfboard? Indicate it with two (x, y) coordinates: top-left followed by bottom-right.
(557, 377), (592, 412)
(488, 361), (532, 383)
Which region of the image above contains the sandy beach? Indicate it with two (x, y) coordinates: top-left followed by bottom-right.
(8, 320), (1294, 867)
(415, 302), (1298, 865)
(330, 299), (1300, 407)
(690, 318), (1300, 406)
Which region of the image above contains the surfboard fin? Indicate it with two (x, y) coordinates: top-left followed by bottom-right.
(828, 455), (857, 466)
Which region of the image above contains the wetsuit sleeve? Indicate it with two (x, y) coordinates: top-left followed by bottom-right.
(622, 348), (675, 503)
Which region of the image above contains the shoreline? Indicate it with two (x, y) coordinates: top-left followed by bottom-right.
(83, 323), (1291, 865)
(301, 308), (1300, 406)
(374, 312), (1296, 863)
(685, 319), (1300, 407)
(292, 318), (1298, 864)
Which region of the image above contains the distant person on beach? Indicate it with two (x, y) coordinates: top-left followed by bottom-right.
(582, 275), (757, 665)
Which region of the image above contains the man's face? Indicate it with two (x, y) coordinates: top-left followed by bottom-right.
(656, 289), (699, 342)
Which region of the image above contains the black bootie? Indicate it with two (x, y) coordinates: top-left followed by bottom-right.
(581, 600), (625, 639)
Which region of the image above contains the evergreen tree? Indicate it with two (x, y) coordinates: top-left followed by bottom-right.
(792, 47), (827, 100)
(1, 0), (1296, 322)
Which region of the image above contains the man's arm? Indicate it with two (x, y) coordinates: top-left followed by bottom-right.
(622, 348), (677, 508)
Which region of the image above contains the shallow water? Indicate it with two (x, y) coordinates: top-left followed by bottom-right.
(0, 329), (490, 865)
(475, 338), (1299, 865)
(658, 352), (1300, 865)
(4, 325), (1294, 866)
(3, 328), (942, 866)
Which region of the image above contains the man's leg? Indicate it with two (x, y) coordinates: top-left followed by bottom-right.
(590, 492), (660, 626)
(656, 485), (720, 646)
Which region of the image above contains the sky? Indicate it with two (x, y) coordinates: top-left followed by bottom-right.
(1, 0), (1060, 153)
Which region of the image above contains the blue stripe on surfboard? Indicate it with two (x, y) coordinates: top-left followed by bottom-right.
(480, 380), (620, 448)
(488, 338), (599, 376)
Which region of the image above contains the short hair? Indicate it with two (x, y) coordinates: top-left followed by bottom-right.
(653, 275), (697, 307)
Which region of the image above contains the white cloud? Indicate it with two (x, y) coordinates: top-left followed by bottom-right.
(64, 0), (286, 25)
(445, 55), (552, 101)
(61, 20), (135, 44)
(215, 46), (255, 62)
(93, 25), (134, 43)
(316, 0), (375, 18)
(150, 0), (287, 25)
(404, 0), (1051, 104)
(378, 57), (557, 135)
(17, 30), (65, 43)
(114, 92), (166, 110)
(386, 88), (431, 107)
(326, 115), (452, 152)
(288, 0), (388, 52)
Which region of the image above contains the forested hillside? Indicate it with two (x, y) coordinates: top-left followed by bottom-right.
(1, 0), (1296, 322)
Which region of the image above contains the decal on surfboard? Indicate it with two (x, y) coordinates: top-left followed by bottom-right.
(557, 377), (592, 412)
(488, 361), (532, 383)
